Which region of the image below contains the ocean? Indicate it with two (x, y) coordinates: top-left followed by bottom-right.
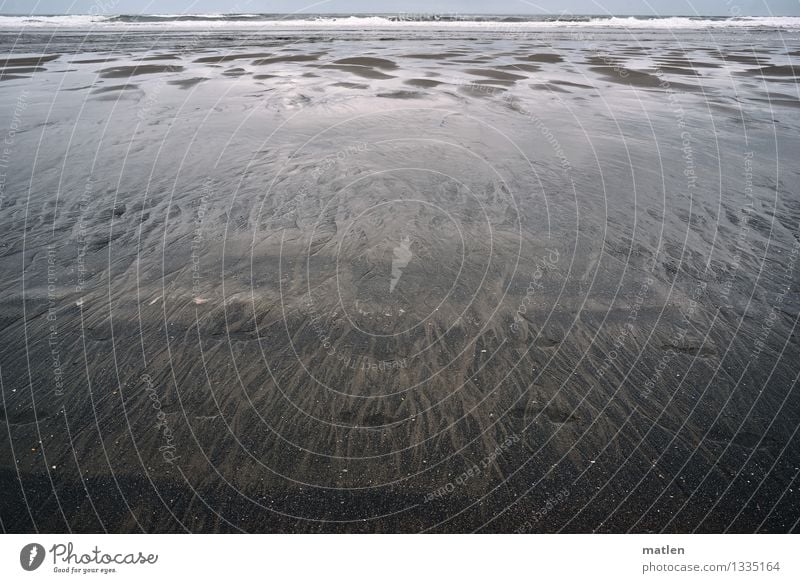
(0, 13), (798, 533)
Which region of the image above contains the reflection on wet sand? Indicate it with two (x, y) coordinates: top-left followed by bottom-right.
(0, 27), (799, 534)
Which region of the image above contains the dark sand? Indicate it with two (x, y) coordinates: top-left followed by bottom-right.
(98, 64), (184, 78)
(0, 26), (799, 534)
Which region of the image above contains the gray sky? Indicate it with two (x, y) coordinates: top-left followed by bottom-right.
(1, 0), (798, 16)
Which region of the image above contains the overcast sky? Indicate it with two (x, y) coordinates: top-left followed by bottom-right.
(1, 0), (798, 16)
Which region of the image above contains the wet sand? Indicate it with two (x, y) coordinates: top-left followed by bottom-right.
(0, 27), (799, 533)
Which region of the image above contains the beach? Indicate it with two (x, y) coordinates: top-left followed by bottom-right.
(0, 15), (799, 533)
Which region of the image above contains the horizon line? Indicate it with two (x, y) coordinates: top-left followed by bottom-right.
(2, 12), (798, 17)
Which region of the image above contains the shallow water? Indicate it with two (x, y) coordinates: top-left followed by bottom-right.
(0, 26), (799, 533)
